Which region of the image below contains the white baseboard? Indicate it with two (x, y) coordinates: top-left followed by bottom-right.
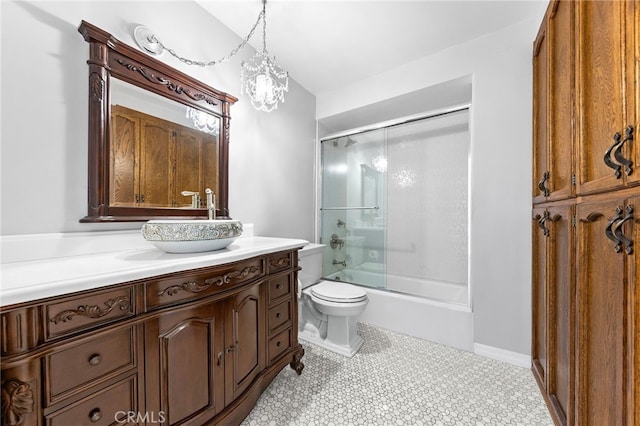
(474, 343), (531, 368)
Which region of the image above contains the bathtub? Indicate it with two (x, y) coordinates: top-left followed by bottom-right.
(325, 264), (473, 351)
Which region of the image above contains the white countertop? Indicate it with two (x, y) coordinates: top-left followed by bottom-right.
(1, 236), (308, 307)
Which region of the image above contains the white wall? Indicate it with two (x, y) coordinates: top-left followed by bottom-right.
(0, 0), (316, 241)
(316, 14), (545, 356)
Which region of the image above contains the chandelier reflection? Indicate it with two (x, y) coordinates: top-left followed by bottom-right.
(393, 169), (416, 188)
(371, 155), (388, 173)
(186, 107), (219, 135)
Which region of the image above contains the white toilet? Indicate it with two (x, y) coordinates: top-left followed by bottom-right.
(298, 243), (368, 357)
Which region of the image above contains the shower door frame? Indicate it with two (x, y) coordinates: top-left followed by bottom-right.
(316, 103), (472, 307)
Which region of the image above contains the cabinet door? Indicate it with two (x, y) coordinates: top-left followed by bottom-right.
(532, 206), (548, 385)
(139, 116), (174, 207)
(202, 134), (219, 205)
(629, 195), (640, 425)
(575, 1), (628, 195)
(224, 283), (265, 406)
(629, 1), (640, 187)
(174, 127), (204, 207)
(545, 203), (574, 425)
(546, 0), (573, 202)
(532, 23), (549, 204)
(110, 106), (139, 207)
(575, 196), (632, 425)
(145, 303), (225, 425)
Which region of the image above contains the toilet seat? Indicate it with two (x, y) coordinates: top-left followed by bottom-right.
(310, 281), (367, 303)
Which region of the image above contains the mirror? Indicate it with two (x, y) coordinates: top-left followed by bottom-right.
(78, 21), (237, 222)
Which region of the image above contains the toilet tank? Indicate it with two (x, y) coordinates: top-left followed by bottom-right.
(298, 243), (325, 288)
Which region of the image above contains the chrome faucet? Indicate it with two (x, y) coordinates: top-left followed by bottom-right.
(181, 190), (200, 208)
(329, 234), (345, 250)
(205, 188), (216, 220)
(332, 259), (347, 267)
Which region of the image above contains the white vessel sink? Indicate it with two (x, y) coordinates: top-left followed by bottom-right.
(141, 220), (243, 253)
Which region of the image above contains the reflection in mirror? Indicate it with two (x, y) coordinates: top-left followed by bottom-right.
(78, 20), (237, 222)
(110, 79), (220, 209)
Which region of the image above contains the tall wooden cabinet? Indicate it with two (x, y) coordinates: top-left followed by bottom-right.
(532, 1), (639, 425)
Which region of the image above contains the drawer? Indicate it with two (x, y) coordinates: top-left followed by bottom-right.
(267, 251), (292, 274)
(268, 300), (291, 333)
(146, 257), (264, 310)
(46, 326), (136, 405)
(267, 274), (293, 305)
(268, 327), (291, 363)
(46, 375), (137, 426)
(45, 287), (135, 340)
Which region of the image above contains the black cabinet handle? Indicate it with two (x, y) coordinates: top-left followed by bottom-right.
(537, 211), (550, 237)
(604, 126), (634, 178)
(604, 132), (624, 178)
(613, 205), (634, 255)
(605, 206), (624, 252)
(613, 125), (634, 176)
(537, 171), (550, 197)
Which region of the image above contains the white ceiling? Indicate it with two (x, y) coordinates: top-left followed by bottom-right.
(196, 0), (547, 97)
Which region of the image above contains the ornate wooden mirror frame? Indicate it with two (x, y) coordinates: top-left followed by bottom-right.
(78, 21), (237, 222)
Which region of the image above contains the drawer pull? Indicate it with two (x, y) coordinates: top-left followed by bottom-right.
(88, 354), (102, 366)
(276, 312), (281, 318)
(276, 341), (282, 347)
(276, 284), (282, 289)
(89, 408), (102, 422)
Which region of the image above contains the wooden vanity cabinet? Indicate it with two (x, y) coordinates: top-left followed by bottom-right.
(0, 249), (305, 426)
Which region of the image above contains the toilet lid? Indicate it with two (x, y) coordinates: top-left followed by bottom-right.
(310, 281), (367, 303)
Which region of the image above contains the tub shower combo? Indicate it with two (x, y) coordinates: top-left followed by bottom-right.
(319, 107), (473, 350)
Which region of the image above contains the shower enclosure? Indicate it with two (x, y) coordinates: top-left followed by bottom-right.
(320, 107), (470, 306)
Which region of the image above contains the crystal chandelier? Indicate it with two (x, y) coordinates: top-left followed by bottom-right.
(132, 0), (288, 112)
(240, 0), (288, 111)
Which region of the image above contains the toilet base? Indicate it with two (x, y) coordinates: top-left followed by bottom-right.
(299, 330), (364, 358)
(299, 315), (364, 357)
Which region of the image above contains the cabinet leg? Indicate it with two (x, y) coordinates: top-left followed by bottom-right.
(289, 344), (305, 375)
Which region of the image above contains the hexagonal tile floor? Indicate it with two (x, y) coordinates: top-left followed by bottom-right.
(242, 322), (553, 425)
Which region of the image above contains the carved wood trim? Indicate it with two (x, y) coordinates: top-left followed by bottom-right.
(48, 296), (131, 324)
(268, 256), (291, 271)
(114, 59), (218, 106)
(1, 380), (34, 426)
(89, 72), (104, 103)
(158, 266), (262, 297)
(580, 212), (604, 223)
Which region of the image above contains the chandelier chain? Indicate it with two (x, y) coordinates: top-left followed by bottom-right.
(150, 7), (265, 67)
(261, 0), (267, 53)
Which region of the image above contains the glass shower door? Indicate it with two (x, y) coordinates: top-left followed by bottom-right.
(320, 130), (386, 289)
